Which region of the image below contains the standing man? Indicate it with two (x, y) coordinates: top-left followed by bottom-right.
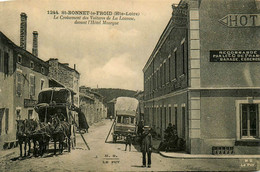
(141, 126), (152, 168)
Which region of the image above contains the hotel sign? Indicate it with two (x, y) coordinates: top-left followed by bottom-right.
(210, 50), (260, 62)
(219, 14), (260, 27)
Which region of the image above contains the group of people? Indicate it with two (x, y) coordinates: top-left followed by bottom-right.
(158, 123), (185, 151)
(124, 120), (153, 168)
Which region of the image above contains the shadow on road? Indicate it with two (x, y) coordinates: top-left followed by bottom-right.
(131, 165), (145, 168)
(10, 155), (33, 161)
(105, 140), (125, 144)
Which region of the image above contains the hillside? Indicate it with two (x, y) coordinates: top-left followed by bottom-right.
(92, 88), (138, 104)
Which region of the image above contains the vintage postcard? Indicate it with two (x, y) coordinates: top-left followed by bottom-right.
(0, 0), (259, 171)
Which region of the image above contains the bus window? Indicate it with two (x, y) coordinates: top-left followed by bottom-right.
(130, 117), (134, 124)
(117, 116), (122, 123)
(123, 116), (129, 124)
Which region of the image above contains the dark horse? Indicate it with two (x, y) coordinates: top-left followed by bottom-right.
(51, 115), (71, 155)
(31, 122), (52, 156)
(17, 119), (36, 157)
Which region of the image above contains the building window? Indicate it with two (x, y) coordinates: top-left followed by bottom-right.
(17, 54), (22, 64)
(147, 108), (151, 124)
(241, 104), (259, 138)
(16, 72), (23, 96)
(168, 57), (171, 82)
(40, 79), (45, 90)
(182, 43), (185, 75)
(5, 108), (9, 134)
(28, 109), (33, 119)
(169, 107), (172, 124)
(160, 67), (163, 87)
(182, 106), (186, 138)
(157, 108), (160, 129)
(174, 107), (178, 129)
(156, 71), (159, 89)
(153, 108), (155, 126)
(160, 107), (163, 135)
(0, 108), (4, 135)
(174, 50), (177, 79)
(4, 52), (9, 75)
(117, 116), (122, 123)
(41, 67), (45, 74)
(164, 107), (167, 130)
(153, 73), (156, 90)
(30, 61), (34, 69)
(29, 75), (35, 97)
(163, 63), (166, 85)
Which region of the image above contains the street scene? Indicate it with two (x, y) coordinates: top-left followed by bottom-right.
(0, 0), (260, 171)
(1, 119), (260, 171)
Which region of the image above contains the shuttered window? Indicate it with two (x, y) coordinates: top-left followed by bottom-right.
(29, 75), (35, 97)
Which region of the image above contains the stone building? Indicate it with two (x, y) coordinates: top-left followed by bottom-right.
(0, 13), (49, 147)
(48, 58), (80, 107)
(79, 86), (107, 125)
(143, 0), (260, 154)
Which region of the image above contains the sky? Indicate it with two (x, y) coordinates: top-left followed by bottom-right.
(0, 0), (180, 91)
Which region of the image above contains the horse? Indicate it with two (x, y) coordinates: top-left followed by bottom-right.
(16, 120), (31, 158)
(51, 115), (71, 155)
(31, 122), (52, 157)
(24, 119), (40, 156)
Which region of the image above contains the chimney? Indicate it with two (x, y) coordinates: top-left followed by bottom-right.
(74, 64), (76, 70)
(32, 31), (38, 56)
(20, 13), (27, 49)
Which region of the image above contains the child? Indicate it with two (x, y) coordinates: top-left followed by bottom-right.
(125, 131), (132, 151)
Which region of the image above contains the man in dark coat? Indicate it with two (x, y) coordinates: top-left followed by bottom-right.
(141, 126), (152, 168)
(77, 108), (89, 133)
(137, 120), (144, 135)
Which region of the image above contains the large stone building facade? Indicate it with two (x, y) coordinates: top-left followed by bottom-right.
(143, 0), (260, 154)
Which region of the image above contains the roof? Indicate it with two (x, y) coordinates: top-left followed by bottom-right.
(115, 97), (138, 111)
(143, 1), (187, 72)
(58, 62), (80, 75)
(0, 31), (49, 68)
(79, 93), (94, 101)
(47, 58), (80, 75)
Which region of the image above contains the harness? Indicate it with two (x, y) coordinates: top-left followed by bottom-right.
(52, 117), (70, 140)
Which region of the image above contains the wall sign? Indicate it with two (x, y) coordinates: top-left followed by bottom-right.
(219, 14), (260, 27)
(24, 99), (37, 107)
(210, 50), (260, 62)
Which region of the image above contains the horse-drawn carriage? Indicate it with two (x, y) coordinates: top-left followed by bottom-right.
(16, 87), (78, 157)
(35, 87), (77, 150)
